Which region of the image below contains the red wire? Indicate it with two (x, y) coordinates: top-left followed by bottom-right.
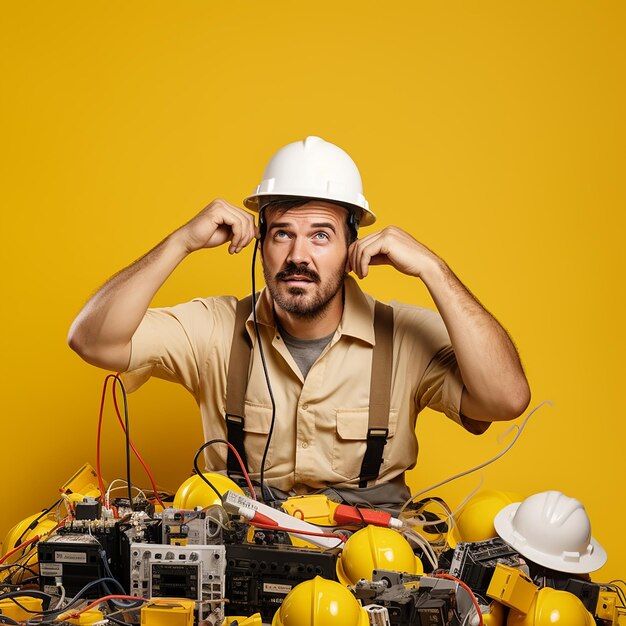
(222, 441), (256, 500)
(433, 573), (483, 626)
(0, 517), (68, 565)
(110, 375), (165, 508)
(0, 535), (40, 565)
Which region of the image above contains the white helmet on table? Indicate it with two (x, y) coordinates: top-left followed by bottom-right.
(494, 490), (606, 574)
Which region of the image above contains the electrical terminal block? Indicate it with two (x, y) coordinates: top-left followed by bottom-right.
(486, 563), (538, 613)
(364, 604), (391, 626)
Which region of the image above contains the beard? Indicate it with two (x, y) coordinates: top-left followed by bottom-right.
(264, 261), (346, 320)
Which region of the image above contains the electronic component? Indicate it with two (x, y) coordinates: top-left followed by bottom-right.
(41, 514), (160, 595)
(596, 591), (620, 624)
(222, 490), (340, 549)
(366, 584), (459, 626)
(129, 543), (225, 619)
(449, 537), (527, 595)
(370, 571), (483, 625)
(74, 498), (102, 521)
(161, 508), (223, 546)
(533, 572), (601, 614)
(225, 542), (340, 621)
(38, 533), (109, 597)
(487, 563), (537, 613)
(140, 598), (195, 626)
(364, 604), (392, 626)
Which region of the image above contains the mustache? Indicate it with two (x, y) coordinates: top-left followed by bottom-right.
(275, 263), (320, 283)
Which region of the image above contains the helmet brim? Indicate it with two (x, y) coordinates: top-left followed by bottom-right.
(243, 192), (376, 227)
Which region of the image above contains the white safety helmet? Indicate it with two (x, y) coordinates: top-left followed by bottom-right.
(243, 136), (376, 226)
(494, 490), (607, 574)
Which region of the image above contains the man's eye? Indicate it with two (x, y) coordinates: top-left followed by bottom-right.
(313, 232), (329, 240)
(274, 230), (290, 239)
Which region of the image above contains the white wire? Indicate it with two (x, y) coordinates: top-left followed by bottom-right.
(400, 525), (438, 571)
(105, 479), (148, 507)
(53, 584), (66, 610)
(399, 400), (552, 515)
(204, 505), (232, 534)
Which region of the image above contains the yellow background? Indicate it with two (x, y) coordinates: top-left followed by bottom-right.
(1, 2), (624, 580)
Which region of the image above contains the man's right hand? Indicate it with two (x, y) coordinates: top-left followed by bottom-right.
(68, 198), (257, 372)
(176, 198), (258, 255)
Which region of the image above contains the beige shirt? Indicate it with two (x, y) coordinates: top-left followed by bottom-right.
(123, 276), (488, 493)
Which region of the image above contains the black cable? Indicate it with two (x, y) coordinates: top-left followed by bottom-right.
(0, 616), (19, 625)
(0, 562), (40, 586)
(0, 590), (53, 604)
(113, 376), (134, 509)
(251, 236), (277, 503)
(12, 499), (62, 550)
(193, 440), (233, 501)
(0, 577), (126, 617)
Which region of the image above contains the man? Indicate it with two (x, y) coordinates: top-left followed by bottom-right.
(68, 136), (530, 507)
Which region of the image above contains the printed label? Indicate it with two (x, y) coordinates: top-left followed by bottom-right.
(40, 563), (63, 576)
(55, 551), (87, 563)
(263, 582), (292, 595)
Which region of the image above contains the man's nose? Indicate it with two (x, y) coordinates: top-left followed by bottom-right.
(286, 236), (310, 265)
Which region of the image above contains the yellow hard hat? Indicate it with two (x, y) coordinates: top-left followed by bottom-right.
(1, 512), (58, 583)
(173, 473), (244, 509)
(451, 490), (523, 546)
(507, 588), (595, 626)
(336, 525), (423, 586)
(271, 576), (369, 626)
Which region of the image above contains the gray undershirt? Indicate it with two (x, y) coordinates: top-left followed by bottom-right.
(279, 326), (335, 378)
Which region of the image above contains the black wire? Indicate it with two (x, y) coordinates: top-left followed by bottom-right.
(193, 440), (233, 501)
(251, 236), (277, 503)
(113, 376), (134, 509)
(600, 582), (626, 608)
(12, 499), (62, 549)
(0, 616), (19, 625)
(106, 608), (143, 626)
(0, 562), (40, 586)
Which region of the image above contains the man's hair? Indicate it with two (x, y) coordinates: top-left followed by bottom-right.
(259, 198), (359, 246)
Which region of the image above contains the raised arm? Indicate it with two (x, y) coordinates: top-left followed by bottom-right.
(348, 226), (530, 421)
(68, 199), (257, 372)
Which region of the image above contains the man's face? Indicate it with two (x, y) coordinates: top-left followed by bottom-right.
(261, 201), (349, 320)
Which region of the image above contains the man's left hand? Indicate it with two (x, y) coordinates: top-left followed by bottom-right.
(347, 226), (440, 279)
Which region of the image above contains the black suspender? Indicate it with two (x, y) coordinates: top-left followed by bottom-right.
(224, 295), (253, 476)
(358, 301), (394, 487)
(224, 296), (394, 486)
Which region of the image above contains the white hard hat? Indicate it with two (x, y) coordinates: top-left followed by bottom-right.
(494, 490), (607, 574)
(243, 136), (376, 226)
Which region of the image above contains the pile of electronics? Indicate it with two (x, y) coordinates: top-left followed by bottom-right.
(0, 463), (623, 626)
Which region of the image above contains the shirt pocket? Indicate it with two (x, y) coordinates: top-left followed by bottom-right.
(332, 408), (398, 480)
(242, 401), (275, 473)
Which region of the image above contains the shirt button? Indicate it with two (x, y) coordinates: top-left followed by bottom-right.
(302, 404), (309, 410)
(301, 442), (308, 449)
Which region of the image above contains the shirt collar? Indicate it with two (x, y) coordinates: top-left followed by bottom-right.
(245, 275), (375, 346)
